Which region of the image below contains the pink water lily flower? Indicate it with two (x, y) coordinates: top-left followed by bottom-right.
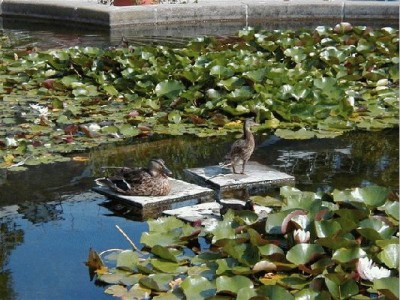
(293, 229), (310, 244)
(357, 257), (390, 281)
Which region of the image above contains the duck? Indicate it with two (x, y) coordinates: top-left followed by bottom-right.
(220, 118), (258, 174)
(95, 158), (172, 196)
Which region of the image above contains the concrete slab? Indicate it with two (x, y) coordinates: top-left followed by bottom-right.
(163, 199), (272, 228)
(184, 161), (295, 199)
(0, 0), (398, 28)
(92, 178), (214, 219)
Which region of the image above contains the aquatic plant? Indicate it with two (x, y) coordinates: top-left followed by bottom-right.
(87, 185), (399, 299)
(0, 24), (398, 170)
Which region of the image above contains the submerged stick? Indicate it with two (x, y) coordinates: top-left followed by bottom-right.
(115, 225), (142, 254)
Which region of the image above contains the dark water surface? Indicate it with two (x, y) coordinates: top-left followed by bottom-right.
(0, 129), (398, 299)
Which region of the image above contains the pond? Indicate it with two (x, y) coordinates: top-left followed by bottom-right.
(1, 129), (398, 299)
(0, 18), (398, 300)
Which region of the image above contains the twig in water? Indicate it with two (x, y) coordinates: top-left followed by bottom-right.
(115, 225), (142, 254)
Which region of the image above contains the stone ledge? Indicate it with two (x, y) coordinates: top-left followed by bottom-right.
(0, 0), (398, 27)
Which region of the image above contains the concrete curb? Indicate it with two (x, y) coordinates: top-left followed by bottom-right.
(0, 0), (398, 28)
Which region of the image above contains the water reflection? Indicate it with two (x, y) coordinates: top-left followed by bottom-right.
(0, 129), (398, 299)
(1, 16), (398, 50)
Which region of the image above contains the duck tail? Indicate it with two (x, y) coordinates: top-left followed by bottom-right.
(219, 155), (232, 168)
(95, 177), (112, 187)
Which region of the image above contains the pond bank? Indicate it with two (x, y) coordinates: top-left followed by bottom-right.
(0, 0), (398, 28)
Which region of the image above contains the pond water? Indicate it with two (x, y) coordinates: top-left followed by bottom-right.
(0, 129), (398, 299)
(0, 18), (399, 300)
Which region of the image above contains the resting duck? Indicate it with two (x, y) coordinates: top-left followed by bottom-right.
(220, 118), (257, 174)
(95, 158), (172, 196)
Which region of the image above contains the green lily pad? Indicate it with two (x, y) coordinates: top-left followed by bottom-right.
(373, 277), (399, 300)
(216, 275), (254, 295)
(286, 244), (325, 265)
(139, 273), (174, 292)
(181, 275), (216, 300)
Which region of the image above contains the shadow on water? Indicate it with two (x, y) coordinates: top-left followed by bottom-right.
(0, 129), (398, 299)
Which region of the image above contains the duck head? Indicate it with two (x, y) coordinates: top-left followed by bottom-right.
(148, 158), (173, 177)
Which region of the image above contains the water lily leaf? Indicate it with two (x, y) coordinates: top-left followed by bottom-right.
(181, 275), (216, 300)
(284, 47), (307, 63)
(275, 128), (315, 140)
(325, 278), (359, 299)
(258, 244), (284, 257)
(281, 186), (317, 211)
(150, 259), (187, 274)
(139, 273), (174, 292)
(373, 277), (399, 300)
(252, 260), (277, 272)
(316, 237), (358, 250)
(118, 124), (140, 137)
(103, 84), (119, 96)
(350, 185), (389, 208)
(222, 239), (260, 267)
(384, 201), (399, 221)
(294, 288), (331, 300)
(99, 272), (126, 285)
(236, 287), (257, 300)
(218, 76), (245, 91)
(215, 257), (238, 275)
(141, 231), (180, 248)
(168, 111), (182, 124)
(332, 246), (366, 263)
(151, 245), (178, 263)
(105, 285), (128, 297)
(155, 80), (185, 99)
(286, 244), (325, 265)
(228, 86), (254, 101)
(357, 218), (397, 241)
(265, 210), (294, 234)
(279, 274), (310, 290)
(216, 275), (254, 295)
(377, 243), (399, 269)
(257, 285), (295, 299)
(116, 250), (139, 270)
(210, 220), (236, 243)
(314, 220), (342, 238)
(243, 68), (267, 82)
(210, 65), (234, 79)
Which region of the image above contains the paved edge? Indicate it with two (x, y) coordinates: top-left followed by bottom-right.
(0, 0), (398, 28)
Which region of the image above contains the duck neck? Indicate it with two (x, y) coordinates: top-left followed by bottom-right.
(243, 123), (254, 142)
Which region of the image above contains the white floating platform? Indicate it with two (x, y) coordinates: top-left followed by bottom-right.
(184, 161), (295, 199)
(92, 178), (214, 219)
(163, 200), (272, 229)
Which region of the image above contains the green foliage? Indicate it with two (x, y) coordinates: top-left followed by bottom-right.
(0, 24), (398, 169)
(88, 185), (399, 299)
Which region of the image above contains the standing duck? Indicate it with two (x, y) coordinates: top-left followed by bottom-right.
(95, 158), (172, 196)
(220, 118), (258, 174)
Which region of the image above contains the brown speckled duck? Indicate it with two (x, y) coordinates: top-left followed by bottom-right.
(95, 158), (172, 196)
(220, 118), (257, 174)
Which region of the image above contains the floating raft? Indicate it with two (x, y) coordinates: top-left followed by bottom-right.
(184, 161), (295, 199)
(163, 199), (273, 228)
(92, 178), (214, 219)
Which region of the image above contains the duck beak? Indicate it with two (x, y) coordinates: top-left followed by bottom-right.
(163, 165), (173, 177)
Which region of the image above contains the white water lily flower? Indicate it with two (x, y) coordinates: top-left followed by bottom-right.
(293, 229), (310, 244)
(30, 104), (49, 117)
(357, 257), (391, 281)
(88, 123), (101, 132)
(5, 137), (18, 147)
